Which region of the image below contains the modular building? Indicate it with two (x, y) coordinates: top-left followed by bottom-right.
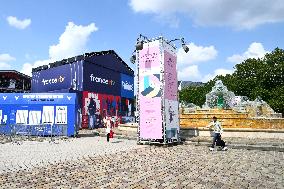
(0, 93), (77, 137)
(31, 50), (134, 129)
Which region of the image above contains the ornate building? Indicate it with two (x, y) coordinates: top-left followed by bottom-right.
(0, 70), (31, 93)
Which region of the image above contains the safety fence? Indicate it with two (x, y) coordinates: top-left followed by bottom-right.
(0, 124), (69, 144)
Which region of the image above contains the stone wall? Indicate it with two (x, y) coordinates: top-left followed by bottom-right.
(180, 127), (284, 139)
(180, 109), (284, 129)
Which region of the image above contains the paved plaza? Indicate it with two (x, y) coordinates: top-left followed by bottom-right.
(0, 136), (283, 188)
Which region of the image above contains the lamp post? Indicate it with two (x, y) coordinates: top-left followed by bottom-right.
(132, 34), (189, 145)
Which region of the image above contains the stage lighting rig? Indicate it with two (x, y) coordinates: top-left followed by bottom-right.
(168, 37), (189, 53)
(135, 34), (150, 51)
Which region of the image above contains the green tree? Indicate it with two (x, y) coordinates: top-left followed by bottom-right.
(179, 86), (206, 107)
(179, 48), (284, 116)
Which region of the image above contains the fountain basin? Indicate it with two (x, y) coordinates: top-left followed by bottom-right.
(180, 109), (284, 129)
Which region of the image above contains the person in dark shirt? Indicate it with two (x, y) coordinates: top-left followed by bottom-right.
(88, 98), (96, 129)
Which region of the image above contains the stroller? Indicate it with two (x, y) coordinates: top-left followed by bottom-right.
(215, 135), (228, 151)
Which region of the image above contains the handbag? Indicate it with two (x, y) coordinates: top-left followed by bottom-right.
(109, 130), (114, 138)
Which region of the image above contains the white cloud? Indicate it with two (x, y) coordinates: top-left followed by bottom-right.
(21, 59), (50, 76)
(0, 62), (11, 69)
(0, 53), (16, 69)
(178, 65), (233, 82)
(49, 22), (98, 60)
(129, 0), (284, 29)
(176, 43), (218, 82)
(177, 43), (217, 67)
(202, 68), (233, 82)
(7, 16), (31, 29)
(20, 22), (98, 76)
(0, 54), (16, 62)
(227, 42), (269, 64)
(178, 65), (201, 81)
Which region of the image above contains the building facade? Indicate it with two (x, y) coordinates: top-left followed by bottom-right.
(0, 70), (31, 93)
(31, 50), (134, 128)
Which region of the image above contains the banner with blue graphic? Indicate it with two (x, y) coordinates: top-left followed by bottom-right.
(121, 74), (134, 98)
(31, 61), (83, 93)
(83, 63), (121, 96)
(0, 93), (77, 137)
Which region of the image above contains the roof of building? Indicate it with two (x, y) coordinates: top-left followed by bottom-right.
(0, 70), (31, 79)
(32, 50), (134, 75)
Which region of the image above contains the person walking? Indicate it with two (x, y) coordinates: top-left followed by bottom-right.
(206, 116), (227, 151)
(103, 116), (111, 142)
(75, 108), (82, 137)
(88, 98), (96, 129)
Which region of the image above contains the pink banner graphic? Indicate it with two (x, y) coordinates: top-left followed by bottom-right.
(164, 51), (177, 100)
(139, 46), (163, 139)
(139, 96), (163, 139)
(139, 47), (160, 70)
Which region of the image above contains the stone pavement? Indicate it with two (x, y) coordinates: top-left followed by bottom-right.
(0, 137), (283, 188)
(0, 136), (144, 174)
(185, 136), (284, 152)
(94, 128), (284, 152)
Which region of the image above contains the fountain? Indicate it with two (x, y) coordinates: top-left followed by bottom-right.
(180, 80), (284, 129)
(205, 80), (235, 109)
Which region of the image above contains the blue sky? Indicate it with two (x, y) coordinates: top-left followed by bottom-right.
(0, 0), (283, 82)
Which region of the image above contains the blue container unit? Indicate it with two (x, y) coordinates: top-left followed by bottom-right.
(83, 62), (122, 96)
(32, 60), (84, 93)
(0, 93), (78, 137)
(31, 50), (135, 123)
(82, 55), (134, 117)
(31, 51), (133, 94)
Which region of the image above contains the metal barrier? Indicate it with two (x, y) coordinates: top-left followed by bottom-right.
(0, 124), (10, 143)
(0, 124), (69, 144)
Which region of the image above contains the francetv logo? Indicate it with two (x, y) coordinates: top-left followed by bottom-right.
(90, 74), (115, 86)
(122, 81), (133, 91)
(42, 75), (65, 85)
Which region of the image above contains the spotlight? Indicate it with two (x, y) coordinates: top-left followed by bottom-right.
(181, 38), (189, 53)
(135, 34), (150, 50)
(130, 54), (136, 64)
(61, 59), (67, 65)
(76, 55), (84, 61)
(135, 41), (143, 51)
(54, 61), (61, 66)
(182, 43), (189, 53)
(67, 57), (76, 63)
(49, 62), (56, 68)
(42, 65), (48, 70)
(168, 37), (189, 53)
